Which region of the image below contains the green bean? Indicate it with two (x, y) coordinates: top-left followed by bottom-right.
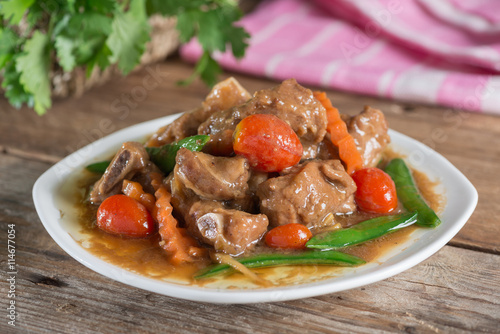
(194, 250), (366, 279)
(85, 160), (111, 174)
(146, 135), (210, 174)
(306, 211), (418, 249)
(385, 158), (441, 228)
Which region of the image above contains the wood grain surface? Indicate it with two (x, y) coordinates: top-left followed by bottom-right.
(1, 59), (499, 334)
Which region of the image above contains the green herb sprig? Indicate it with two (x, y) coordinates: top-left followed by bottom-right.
(0, 0), (250, 115)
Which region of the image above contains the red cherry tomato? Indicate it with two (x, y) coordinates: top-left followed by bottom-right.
(97, 195), (156, 238)
(265, 223), (312, 249)
(233, 114), (303, 172)
(351, 167), (398, 213)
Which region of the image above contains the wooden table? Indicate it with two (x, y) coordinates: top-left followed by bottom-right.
(1, 59), (499, 333)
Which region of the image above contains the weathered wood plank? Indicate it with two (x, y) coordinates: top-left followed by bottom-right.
(3, 227), (500, 334)
(0, 154), (499, 334)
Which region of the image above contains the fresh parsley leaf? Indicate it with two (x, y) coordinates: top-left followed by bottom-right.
(85, 43), (112, 77)
(127, 0), (147, 20)
(176, 1), (249, 86)
(178, 50), (221, 87)
(174, 5), (209, 39)
(26, 1), (72, 28)
(146, 0), (250, 86)
(55, 35), (76, 72)
(0, 28), (19, 68)
(175, 10), (197, 43)
(67, 12), (113, 39)
(0, 0), (35, 25)
(86, 0), (115, 14)
(55, 12), (112, 69)
(15, 31), (51, 115)
(224, 25), (249, 59)
(52, 13), (72, 37)
(107, 0), (150, 74)
(215, 4), (249, 59)
(66, 0), (76, 13)
(145, 0), (191, 16)
(0, 0), (250, 114)
(2, 55), (33, 109)
(198, 8), (227, 53)
(198, 51), (222, 87)
(74, 35), (107, 65)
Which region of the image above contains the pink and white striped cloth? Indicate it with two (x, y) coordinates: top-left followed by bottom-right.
(181, 0), (500, 114)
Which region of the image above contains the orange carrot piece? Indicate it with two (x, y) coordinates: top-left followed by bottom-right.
(154, 186), (205, 265)
(314, 91), (364, 174)
(149, 172), (164, 192)
(122, 176), (205, 265)
(122, 180), (156, 213)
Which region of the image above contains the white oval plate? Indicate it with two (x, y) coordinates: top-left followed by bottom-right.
(33, 114), (478, 304)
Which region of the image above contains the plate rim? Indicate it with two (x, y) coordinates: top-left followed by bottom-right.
(32, 114), (478, 304)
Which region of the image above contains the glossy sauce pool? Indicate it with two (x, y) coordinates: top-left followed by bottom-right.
(67, 151), (445, 289)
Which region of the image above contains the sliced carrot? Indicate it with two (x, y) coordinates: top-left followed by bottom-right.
(314, 91), (364, 174)
(149, 172), (164, 192)
(122, 180), (156, 213)
(154, 186), (205, 265)
(122, 175), (205, 265)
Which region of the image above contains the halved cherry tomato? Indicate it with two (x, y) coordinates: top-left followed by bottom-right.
(351, 167), (398, 213)
(97, 194), (156, 238)
(233, 114), (303, 172)
(265, 223), (312, 249)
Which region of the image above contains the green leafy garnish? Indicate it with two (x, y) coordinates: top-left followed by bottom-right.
(0, 0), (250, 114)
(149, 0), (250, 87)
(146, 135), (210, 174)
(0, 0), (35, 25)
(107, 0), (150, 74)
(15, 31), (51, 115)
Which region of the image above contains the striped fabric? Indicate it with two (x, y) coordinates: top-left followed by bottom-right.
(180, 0), (500, 114)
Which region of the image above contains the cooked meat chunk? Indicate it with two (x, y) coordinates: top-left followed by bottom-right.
(198, 78), (328, 157)
(175, 148), (250, 201)
(145, 107), (207, 147)
(89, 142), (159, 204)
(169, 149), (268, 255)
(257, 160), (357, 228)
(201, 77), (252, 114)
(304, 133), (341, 161)
(187, 201), (268, 255)
(146, 77), (251, 147)
(348, 106), (390, 167)
(248, 171), (269, 195)
(228, 170), (270, 213)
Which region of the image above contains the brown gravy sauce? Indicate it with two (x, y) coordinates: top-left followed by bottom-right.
(72, 148), (444, 288)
